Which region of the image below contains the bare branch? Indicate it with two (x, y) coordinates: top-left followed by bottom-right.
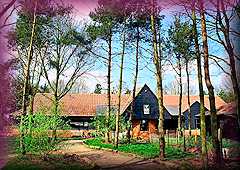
(0, 0), (16, 18)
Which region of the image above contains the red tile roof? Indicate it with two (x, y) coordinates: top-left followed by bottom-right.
(163, 95), (226, 113)
(33, 92), (226, 117)
(217, 102), (236, 116)
(33, 93), (131, 116)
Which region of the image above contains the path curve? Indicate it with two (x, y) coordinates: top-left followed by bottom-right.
(56, 140), (174, 170)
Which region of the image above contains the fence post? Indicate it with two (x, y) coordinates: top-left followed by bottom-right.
(219, 120), (224, 160)
(194, 129), (197, 144)
(167, 130), (169, 147)
(176, 129), (178, 145)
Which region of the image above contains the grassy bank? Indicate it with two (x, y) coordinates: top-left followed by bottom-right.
(84, 138), (194, 159)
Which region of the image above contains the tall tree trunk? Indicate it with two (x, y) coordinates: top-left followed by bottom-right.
(150, 13), (165, 159)
(178, 58), (182, 136)
(27, 94), (34, 135)
(218, 0), (240, 130)
(115, 30), (125, 148)
(178, 57), (185, 151)
(192, 4), (208, 168)
(28, 94), (34, 115)
(128, 26), (140, 143)
(186, 61), (192, 136)
(52, 43), (61, 141)
(106, 33), (112, 143)
(199, 0), (222, 166)
(52, 92), (59, 141)
(28, 60), (42, 134)
(20, 3), (37, 154)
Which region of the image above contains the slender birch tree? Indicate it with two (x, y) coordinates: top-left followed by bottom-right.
(125, 1), (147, 142)
(115, 28), (126, 148)
(150, 0), (165, 158)
(213, 0), (240, 130)
(191, 2), (208, 167)
(19, 1), (37, 154)
(198, 0), (222, 166)
(88, 3), (117, 143)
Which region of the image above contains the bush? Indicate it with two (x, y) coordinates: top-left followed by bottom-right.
(17, 109), (70, 155)
(90, 109), (130, 138)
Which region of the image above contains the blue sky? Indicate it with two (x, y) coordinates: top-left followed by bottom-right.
(79, 8), (231, 94)
(5, 0), (230, 94)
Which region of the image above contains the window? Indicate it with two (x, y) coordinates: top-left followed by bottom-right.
(143, 105), (150, 114)
(195, 118), (200, 129)
(140, 120), (148, 131)
(70, 121), (89, 129)
(79, 122), (84, 126)
(84, 122), (89, 127)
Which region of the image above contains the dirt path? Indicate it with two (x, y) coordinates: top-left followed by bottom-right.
(56, 140), (174, 170)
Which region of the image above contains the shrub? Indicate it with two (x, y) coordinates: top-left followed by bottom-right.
(90, 109), (130, 138)
(17, 109), (70, 155)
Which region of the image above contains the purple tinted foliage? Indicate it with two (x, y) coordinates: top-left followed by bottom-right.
(0, 40), (14, 169)
(96, 0), (237, 15)
(20, 0), (53, 16)
(0, 0), (73, 168)
(19, 0), (73, 17)
(96, 0), (157, 17)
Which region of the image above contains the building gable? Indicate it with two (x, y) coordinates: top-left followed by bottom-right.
(132, 84), (159, 119)
(183, 101), (209, 129)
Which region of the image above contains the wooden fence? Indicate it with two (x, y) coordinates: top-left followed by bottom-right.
(1, 127), (95, 138)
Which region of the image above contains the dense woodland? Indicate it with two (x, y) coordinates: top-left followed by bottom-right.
(0, 0), (240, 168)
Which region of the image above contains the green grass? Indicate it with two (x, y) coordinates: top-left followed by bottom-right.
(84, 138), (194, 159)
(222, 138), (240, 148)
(165, 136), (204, 147)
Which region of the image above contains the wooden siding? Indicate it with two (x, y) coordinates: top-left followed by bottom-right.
(125, 85), (172, 120)
(132, 85), (159, 120)
(183, 101), (208, 129)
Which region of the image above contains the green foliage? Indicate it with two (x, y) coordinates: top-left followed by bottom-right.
(167, 16), (194, 62)
(90, 109), (130, 137)
(221, 138), (240, 148)
(39, 84), (51, 93)
(87, 8), (115, 41)
(9, 4), (76, 50)
(217, 89), (235, 103)
(124, 88), (131, 94)
(16, 109), (69, 155)
(85, 138), (114, 149)
(166, 136), (203, 148)
(87, 1), (127, 42)
(94, 83), (102, 94)
(11, 12), (51, 50)
(84, 138), (194, 159)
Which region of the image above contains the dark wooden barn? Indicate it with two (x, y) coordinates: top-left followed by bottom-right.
(121, 84), (188, 139)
